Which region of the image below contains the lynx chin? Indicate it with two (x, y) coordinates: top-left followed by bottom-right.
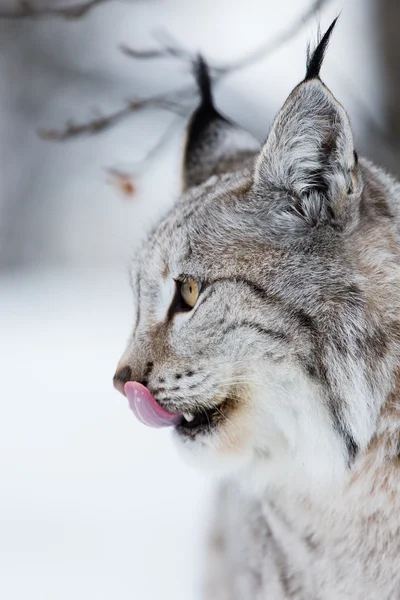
(114, 19), (400, 600)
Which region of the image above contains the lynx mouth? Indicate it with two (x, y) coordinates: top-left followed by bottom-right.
(175, 398), (234, 438)
(124, 381), (236, 436)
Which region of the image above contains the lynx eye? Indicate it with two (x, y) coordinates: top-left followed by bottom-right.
(180, 280), (200, 308)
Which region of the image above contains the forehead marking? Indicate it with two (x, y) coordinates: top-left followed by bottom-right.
(155, 277), (176, 323)
(132, 269), (141, 330)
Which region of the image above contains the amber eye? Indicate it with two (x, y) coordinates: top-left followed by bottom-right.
(180, 280), (201, 308)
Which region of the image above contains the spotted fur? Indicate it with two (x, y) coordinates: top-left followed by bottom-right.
(115, 21), (400, 599)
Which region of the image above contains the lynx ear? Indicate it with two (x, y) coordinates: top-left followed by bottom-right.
(182, 58), (259, 190)
(254, 19), (361, 232)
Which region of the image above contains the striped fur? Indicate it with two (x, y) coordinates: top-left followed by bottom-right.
(115, 22), (400, 599)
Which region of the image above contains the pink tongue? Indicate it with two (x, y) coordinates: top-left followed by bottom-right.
(124, 381), (182, 428)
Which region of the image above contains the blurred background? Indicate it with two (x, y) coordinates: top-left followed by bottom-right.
(0, 0), (398, 598)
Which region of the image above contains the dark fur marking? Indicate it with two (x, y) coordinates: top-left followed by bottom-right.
(326, 283), (364, 314)
(355, 328), (389, 361)
(374, 198), (394, 219)
(330, 333), (351, 358)
(188, 381), (202, 390)
(194, 56), (213, 109)
(390, 321), (400, 344)
(395, 437), (400, 461)
(167, 281), (193, 320)
(302, 339), (358, 465)
(144, 361), (154, 381)
(302, 125), (337, 200)
(361, 172), (394, 220)
(186, 241), (193, 260)
(278, 568), (303, 598)
(343, 429), (359, 464)
(329, 400), (359, 465)
(210, 277), (322, 350)
(184, 57), (225, 186)
(303, 352), (329, 387)
(150, 387), (166, 396)
(344, 283), (364, 306)
(275, 545), (304, 598)
(197, 287), (216, 308)
(222, 321), (288, 343)
(268, 499), (293, 529)
(149, 388), (167, 402)
(314, 355), (330, 386)
(303, 533), (319, 552)
(292, 308), (317, 335)
(135, 271), (141, 329)
(305, 17), (338, 81)
(209, 276), (283, 306)
(304, 361), (318, 380)
(266, 501), (311, 597)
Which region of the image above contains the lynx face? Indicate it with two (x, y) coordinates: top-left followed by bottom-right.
(114, 26), (400, 489)
(117, 177), (352, 484)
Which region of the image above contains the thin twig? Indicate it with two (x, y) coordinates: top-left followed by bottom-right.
(133, 113), (186, 165)
(120, 31), (192, 62)
(39, 0), (332, 140)
(121, 0), (332, 78)
(106, 113), (184, 196)
(214, 0), (332, 75)
(0, 0), (118, 19)
(38, 90), (192, 140)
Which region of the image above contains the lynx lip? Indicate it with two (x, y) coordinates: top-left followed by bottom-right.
(124, 381), (220, 432)
(124, 381), (182, 428)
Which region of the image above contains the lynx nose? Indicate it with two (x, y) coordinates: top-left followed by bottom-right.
(113, 365), (132, 396)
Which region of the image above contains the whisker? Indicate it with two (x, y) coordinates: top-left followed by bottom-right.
(201, 405), (212, 430)
(213, 403), (240, 434)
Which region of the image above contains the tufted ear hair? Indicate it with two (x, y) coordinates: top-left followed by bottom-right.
(182, 57), (260, 190)
(254, 19), (362, 234)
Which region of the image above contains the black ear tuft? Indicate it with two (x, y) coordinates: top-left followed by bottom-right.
(305, 17), (338, 81)
(182, 54), (259, 190)
(193, 55), (214, 109)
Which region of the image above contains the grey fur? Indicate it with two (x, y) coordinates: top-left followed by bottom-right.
(115, 24), (400, 599)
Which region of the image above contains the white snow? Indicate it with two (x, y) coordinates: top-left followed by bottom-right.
(0, 267), (213, 600)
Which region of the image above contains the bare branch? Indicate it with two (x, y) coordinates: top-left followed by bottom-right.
(121, 31), (193, 62)
(106, 115), (182, 198)
(0, 0), (118, 20)
(39, 0), (332, 140)
(133, 114), (183, 165)
(107, 168), (136, 198)
(121, 0), (332, 78)
(38, 88), (193, 141)
(119, 46), (165, 60)
(214, 0), (333, 76)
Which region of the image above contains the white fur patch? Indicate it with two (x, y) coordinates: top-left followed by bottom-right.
(173, 363), (348, 494)
(155, 277), (175, 323)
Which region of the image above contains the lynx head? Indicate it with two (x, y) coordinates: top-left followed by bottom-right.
(114, 20), (400, 490)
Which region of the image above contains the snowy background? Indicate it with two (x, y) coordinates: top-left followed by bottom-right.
(0, 0), (389, 598)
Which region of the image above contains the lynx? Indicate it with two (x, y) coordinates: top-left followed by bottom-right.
(114, 20), (400, 599)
